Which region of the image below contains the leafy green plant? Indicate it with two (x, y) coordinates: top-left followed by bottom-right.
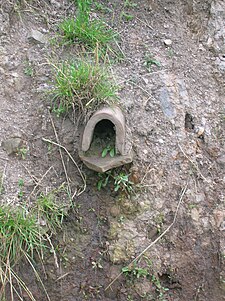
(52, 103), (67, 117)
(17, 146), (28, 159)
(51, 60), (118, 115)
(24, 63), (34, 77)
(122, 259), (169, 300)
(59, 0), (115, 50)
(97, 170), (135, 195)
(152, 275), (169, 301)
(97, 171), (112, 191)
(144, 53), (161, 72)
(122, 262), (149, 279)
(114, 172), (134, 194)
(188, 203), (197, 209)
(124, 0), (137, 8)
(74, 0), (92, 11)
(120, 11), (134, 22)
(102, 145), (115, 158)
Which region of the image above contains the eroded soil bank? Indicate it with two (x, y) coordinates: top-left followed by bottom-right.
(0, 0), (224, 300)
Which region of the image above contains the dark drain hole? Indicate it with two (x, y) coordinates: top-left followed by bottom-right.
(185, 112), (195, 131)
(86, 119), (116, 156)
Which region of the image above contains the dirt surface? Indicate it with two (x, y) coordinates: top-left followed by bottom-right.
(0, 0), (224, 300)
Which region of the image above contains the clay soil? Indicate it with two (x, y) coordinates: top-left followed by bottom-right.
(0, 0), (224, 300)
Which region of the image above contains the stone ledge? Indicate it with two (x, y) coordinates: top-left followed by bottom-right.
(79, 151), (133, 173)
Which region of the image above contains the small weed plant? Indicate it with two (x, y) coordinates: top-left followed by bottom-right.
(24, 61), (34, 77)
(97, 169), (134, 195)
(101, 145), (115, 158)
(23, 60), (34, 77)
(144, 53), (161, 72)
(114, 172), (134, 194)
(151, 274), (169, 301)
(122, 263), (149, 279)
(18, 178), (24, 199)
(51, 60), (118, 115)
(59, 17), (115, 50)
(17, 146), (28, 159)
(124, 0), (137, 8)
(37, 192), (67, 233)
(94, 2), (112, 13)
(122, 259), (169, 300)
(97, 171), (111, 191)
(120, 12), (134, 22)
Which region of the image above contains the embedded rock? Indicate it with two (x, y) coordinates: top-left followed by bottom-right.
(2, 137), (22, 155)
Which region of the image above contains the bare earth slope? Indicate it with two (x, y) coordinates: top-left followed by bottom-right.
(0, 0), (224, 300)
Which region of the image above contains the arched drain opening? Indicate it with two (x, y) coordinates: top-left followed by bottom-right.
(85, 119), (116, 157)
(79, 106), (133, 172)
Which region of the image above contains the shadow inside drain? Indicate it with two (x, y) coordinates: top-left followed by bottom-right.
(185, 112), (195, 131)
(85, 119), (116, 157)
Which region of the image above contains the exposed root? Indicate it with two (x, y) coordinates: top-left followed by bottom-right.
(42, 138), (86, 196)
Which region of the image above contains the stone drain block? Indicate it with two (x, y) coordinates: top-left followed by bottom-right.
(79, 107), (133, 172)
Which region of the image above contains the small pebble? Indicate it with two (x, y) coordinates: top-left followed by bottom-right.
(164, 39), (172, 46)
(29, 29), (48, 44)
(143, 149), (148, 155)
(110, 206), (120, 218)
(196, 126), (205, 137)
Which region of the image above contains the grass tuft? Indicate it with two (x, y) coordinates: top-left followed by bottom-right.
(0, 189), (68, 299)
(59, 0), (116, 50)
(37, 193), (67, 234)
(51, 60), (118, 115)
(0, 206), (42, 265)
(59, 17), (115, 50)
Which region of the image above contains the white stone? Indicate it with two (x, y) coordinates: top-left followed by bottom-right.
(29, 29), (48, 44)
(191, 208), (200, 222)
(164, 39), (172, 46)
(196, 126), (205, 137)
(143, 149), (148, 155)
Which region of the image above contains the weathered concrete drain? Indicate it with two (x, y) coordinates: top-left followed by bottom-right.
(79, 106), (133, 172)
